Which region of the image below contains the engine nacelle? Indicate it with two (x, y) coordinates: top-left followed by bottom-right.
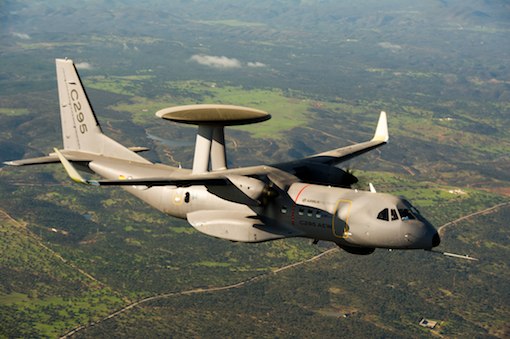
(226, 174), (267, 201)
(206, 175), (277, 206)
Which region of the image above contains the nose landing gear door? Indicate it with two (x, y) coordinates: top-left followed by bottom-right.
(333, 200), (351, 238)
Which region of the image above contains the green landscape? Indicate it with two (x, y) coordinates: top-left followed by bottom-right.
(1, 0), (509, 337)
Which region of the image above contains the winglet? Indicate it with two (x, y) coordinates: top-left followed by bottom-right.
(372, 111), (389, 142)
(53, 148), (93, 185)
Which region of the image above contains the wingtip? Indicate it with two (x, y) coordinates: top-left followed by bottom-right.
(372, 111), (389, 142)
(53, 148), (88, 185)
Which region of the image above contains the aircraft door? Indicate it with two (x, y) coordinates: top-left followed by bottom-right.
(332, 200), (351, 238)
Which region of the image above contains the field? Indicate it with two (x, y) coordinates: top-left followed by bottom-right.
(1, 0), (509, 337)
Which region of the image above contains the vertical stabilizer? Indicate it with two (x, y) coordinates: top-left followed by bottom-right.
(56, 59), (150, 163)
(56, 58), (102, 151)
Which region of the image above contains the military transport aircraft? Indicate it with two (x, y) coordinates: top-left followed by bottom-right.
(5, 58), (443, 256)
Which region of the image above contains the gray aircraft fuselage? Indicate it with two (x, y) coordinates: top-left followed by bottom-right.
(85, 155), (440, 253)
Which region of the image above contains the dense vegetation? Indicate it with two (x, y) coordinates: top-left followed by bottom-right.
(1, 0), (509, 337)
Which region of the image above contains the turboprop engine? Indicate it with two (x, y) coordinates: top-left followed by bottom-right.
(205, 174), (278, 206)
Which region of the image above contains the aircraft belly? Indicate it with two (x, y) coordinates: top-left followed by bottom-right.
(295, 218), (334, 241)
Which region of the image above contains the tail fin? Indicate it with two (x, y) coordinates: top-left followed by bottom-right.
(56, 59), (150, 163)
(56, 58), (102, 151)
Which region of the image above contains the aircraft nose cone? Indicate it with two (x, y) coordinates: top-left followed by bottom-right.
(402, 222), (440, 249)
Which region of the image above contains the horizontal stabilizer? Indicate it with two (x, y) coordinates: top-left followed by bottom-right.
(4, 149), (101, 167)
(187, 210), (288, 242)
(4, 155), (60, 166)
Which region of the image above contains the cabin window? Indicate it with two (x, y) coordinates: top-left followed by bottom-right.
(391, 209), (399, 221)
(298, 208), (304, 216)
(315, 212), (322, 219)
(377, 208), (389, 221)
(281, 206), (288, 214)
(184, 192), (190, 203)
(307, 209), (313, 217)
(398, 208), (415, 220)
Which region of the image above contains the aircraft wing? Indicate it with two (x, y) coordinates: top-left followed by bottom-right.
(53, 148), (281, 206)
(288, 111), (387, 166)
(274, 111), (388, 186)
(54, 148), (301, 242)
(306, 110), (387, 165)
(3, 147), (149, 167)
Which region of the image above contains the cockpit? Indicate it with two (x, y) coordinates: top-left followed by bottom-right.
(376, 200), (422, 222)
(374, 198), (441, 249)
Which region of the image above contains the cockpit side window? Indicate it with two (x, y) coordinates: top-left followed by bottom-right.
(391, 209), (399, 221)
(377, 208), (389, 221)
(398, 208), (415, 221)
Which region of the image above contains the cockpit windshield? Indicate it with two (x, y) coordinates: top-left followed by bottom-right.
(398, 208), (415, 220)
(397, 199), (421, 221)
(377, 208), (402, 222)
(377, 208), (389, 221)
(377, 200), (421, 222)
